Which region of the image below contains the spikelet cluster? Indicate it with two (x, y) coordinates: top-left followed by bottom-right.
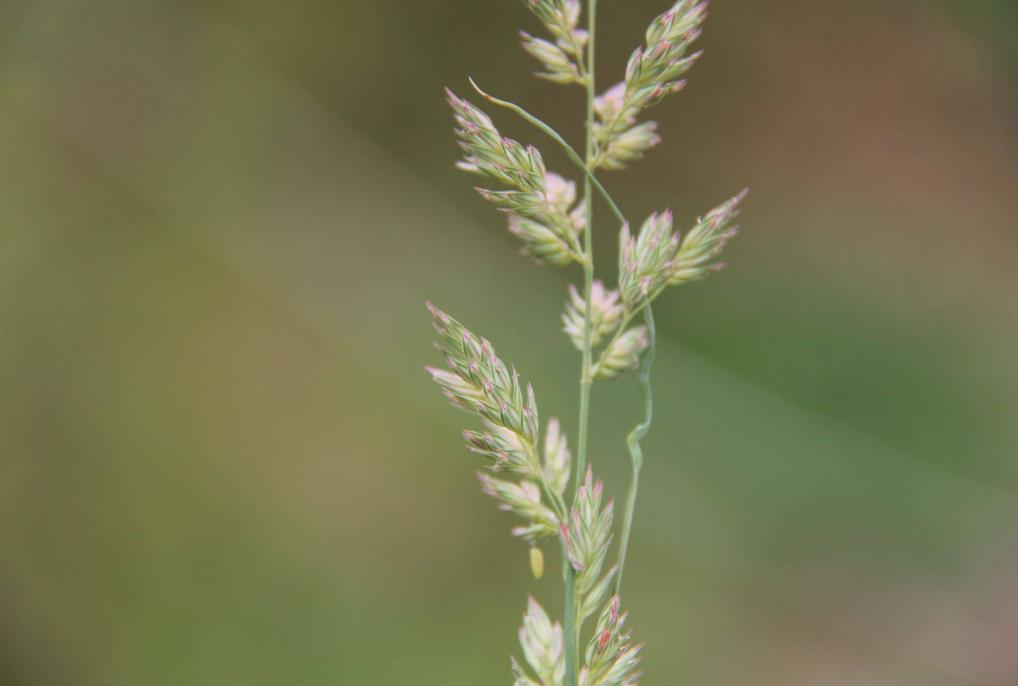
(618, 191), (746, 311)
(520, 0), (588, 85)
(581, 596), (642, 686)
(447, 89), (584, 265)
(513, 597), (565, 686)
(426, 304), (569, 544)
(592, 1), (708, 169)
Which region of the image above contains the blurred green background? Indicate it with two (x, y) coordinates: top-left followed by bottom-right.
(2, 1), (1017, 684)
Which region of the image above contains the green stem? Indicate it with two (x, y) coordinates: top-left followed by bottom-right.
(614, 304), (655, 595)
(565, 4), (596, 686)
(468, 78), (626, 230)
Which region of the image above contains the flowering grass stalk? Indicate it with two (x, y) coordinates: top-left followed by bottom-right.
(426, 2), (746, 684)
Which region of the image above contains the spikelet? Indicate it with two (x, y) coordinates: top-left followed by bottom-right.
(515, 597), (565, 686)
(618, 212), (681, 311)
(477, 473), (559, 541)
(616, 190), (745, 312)
(668, 190), (747, 285)
(543, 417), (571, 498)
(447, 89), (584, 264)
(561, 469), (614, 601)
(592, 1), (708, 170)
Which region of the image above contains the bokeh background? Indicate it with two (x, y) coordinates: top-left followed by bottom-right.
(2, 1), (1018, 684)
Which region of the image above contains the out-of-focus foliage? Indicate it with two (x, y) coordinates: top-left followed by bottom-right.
(2, 1), (1018, 685)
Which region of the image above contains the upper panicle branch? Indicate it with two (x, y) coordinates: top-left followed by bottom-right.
(447, 89), (585, 265)
(592, 0), (708, 170)
(520, 0), (588, 85)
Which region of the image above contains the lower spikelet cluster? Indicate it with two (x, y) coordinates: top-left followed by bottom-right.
(426, 304), (570, 545)
(510, 593), (643, 686)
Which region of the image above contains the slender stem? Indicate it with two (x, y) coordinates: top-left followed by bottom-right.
(467, 78), (626, 229)
(565, 5), (597, 686)
(614, 304), (655, 595)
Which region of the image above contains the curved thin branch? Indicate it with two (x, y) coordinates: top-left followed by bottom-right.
(468, 77), (627, 228)
(614, 303), (655, 595)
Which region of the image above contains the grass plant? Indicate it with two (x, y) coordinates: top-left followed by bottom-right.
(427, 3), (746, 684)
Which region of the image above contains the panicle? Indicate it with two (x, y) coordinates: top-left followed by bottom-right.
(562, 280), (623, 351)
(591, 0), (708, 170)
(447, 90), (584, 265)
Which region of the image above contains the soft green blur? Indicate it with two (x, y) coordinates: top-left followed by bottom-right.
(2, 1), (1017, 684)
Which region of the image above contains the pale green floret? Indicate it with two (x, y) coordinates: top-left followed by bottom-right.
(593, 326), (649, 380)
(563, 280), (623, 350)
(543, 417), (572, 498)
(516, 597), (565, 686)
(668, 189), (747, 285)
(477, 473), (559, 541)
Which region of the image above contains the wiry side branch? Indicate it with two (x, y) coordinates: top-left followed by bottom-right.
(468, 78), (628, 230)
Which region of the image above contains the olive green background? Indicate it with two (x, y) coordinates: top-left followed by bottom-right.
(2, 1), (1017, 684)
